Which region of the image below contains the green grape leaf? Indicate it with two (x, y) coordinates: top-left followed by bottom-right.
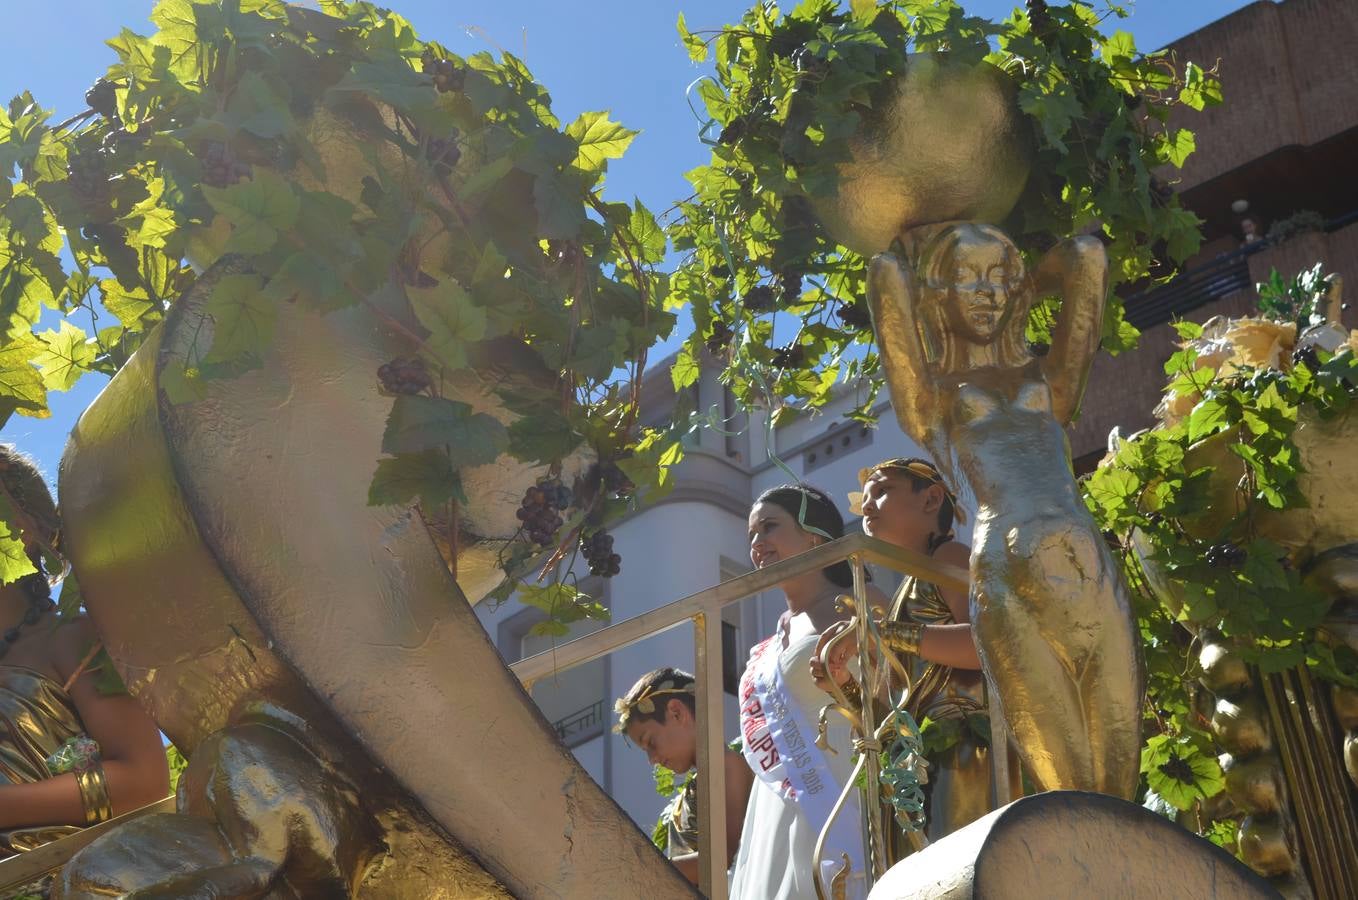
(532, 172), (588, 241)
(381, 395), (508, 466)
(35, 320), (95, 391)
(627, 201), (666, 265)
(202, 169), (300, 255)
(676, 13), (709, 62)
(0, 494), (38, 585)
(407, 279), (486, 371)
(201, 273), (273, 371)
(0, 334), (49, 417)
(671, 345), (701, 391)
(565, 111), (638, 177)
(508, 412), (581, 466)
(368, 449), (463, 508)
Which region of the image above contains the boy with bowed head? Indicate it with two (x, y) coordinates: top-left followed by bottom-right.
(614, 667), (753, 885)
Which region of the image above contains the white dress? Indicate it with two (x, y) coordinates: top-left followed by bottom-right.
(729, 614), (868, 900)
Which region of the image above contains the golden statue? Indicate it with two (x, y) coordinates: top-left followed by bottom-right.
(868, 223), (1142, 798)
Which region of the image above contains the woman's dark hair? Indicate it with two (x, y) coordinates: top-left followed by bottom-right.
(867, 458), (958, 554)
(753, 483), (854, 588)
(0, 445), (59, 659)
(614, 667), (696, 734)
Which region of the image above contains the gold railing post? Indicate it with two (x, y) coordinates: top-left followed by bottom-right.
(851, 554), (887, 881)
(693, 608), (729, 900)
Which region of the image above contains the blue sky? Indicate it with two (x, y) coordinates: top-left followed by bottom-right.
(1, 0), (1258, 485)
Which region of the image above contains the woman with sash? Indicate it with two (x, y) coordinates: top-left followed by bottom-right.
(731, 484), (888, 900)
(614, 667), (753, 885)
(0, 445), (169, 857)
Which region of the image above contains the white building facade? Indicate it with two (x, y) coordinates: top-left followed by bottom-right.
(473, 356), (971, 833)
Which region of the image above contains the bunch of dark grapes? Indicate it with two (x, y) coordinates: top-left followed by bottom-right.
(517, 480), (570, 546)
(377, 358), (432, 396)
(66, 149), (111, 202)
(582, 530), (621, 578)
(596, 460), (635, 496)
(705, 321), (734, 354)
(427, 131), (462, 176)
(1291, 343), (1322, 371)
(772, 344), (806, 369)
(422, 49), (465, 93)
(709, 262), (731, 280)
(199, 141), (251, 189)
(1026, 0), (1054, 40)
(778, 269), (803, 306)
(718, 114), (750, 146)
(836, 300), (871, 331)
(1149, 175), (1175, 205)
(84, 79), (119, 120)
(1205, 541), (1246, 570)
(1028, 341), (1052, 357)
(741, 284), (775, 313)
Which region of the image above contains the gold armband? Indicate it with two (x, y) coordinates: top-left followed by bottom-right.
(74, 764), (112, 825)
(881, 621), (924, 657)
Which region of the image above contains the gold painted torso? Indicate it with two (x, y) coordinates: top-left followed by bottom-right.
(0, 665), (87, 855)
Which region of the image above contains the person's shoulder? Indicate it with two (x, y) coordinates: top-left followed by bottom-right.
(47, 616), (99, 682)
(932, 540), (970, 569)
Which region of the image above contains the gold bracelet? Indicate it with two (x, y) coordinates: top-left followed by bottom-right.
(881, 621), (924, 656)
(837, 678), (863, 710)
(75, 764), (113, 825)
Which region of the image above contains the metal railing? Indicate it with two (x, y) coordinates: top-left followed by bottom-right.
(552, 698), (606, 743)
(511, 531), (969, 900)
(0, 796), (176, 893)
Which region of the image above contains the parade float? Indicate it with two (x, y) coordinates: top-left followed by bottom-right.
(0, 0), (1335, 897)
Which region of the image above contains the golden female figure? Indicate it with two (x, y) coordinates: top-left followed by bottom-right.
(867, 223), (1142, 798)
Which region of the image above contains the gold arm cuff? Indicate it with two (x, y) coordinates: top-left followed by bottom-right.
(838, 678), (863, 711)
(881, 621), (924, 657)
(74, 764), (112, 825)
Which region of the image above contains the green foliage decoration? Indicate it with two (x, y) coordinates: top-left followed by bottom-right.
(1083, 265), (1358, 828)
(668, 0), (1219, 424)
(0, 1), (686, 615)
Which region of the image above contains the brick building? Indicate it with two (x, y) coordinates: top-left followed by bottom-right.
(1070, 0), (1358, 468)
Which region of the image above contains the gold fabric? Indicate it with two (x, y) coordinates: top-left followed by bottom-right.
(666, 775), (700, 859)
(888, 578), (991, 845)
(0, 666), (88, 855)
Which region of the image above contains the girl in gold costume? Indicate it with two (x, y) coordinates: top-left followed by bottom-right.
(0, 445), (168, 856)
(615, 667), (752, 885)
(812, 458), (1005, 842)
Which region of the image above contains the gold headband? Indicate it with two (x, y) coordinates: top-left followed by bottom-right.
(847, 458), (968, 526)
(613, 682), (693, 733)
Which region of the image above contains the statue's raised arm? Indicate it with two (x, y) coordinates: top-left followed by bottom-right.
(1035, 236), (1109, 425)
(868, 250), (937, 448)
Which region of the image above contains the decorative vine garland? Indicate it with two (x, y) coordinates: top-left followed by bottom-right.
(667, 0), (1220, 423)
(0, 1), (684, 624)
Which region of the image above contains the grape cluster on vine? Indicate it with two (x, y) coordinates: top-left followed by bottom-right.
(835, 300), (870, 331)
(777, 269), (802, 306)
(421, 49), (465, 93)
(582, 529), (621, 578)
(596, 461), (635, 497)
(1205, 542), (1246, 570)
(772, 344), (805, 370)
(427, 132), (462, 176)
(377, 358), (432, 396)
(198, 141), (252, 189)
(741, 284), (775, 313)
(65, 150), (110, 202)
(1292, 344), (1322, 371)
(517, 480), (570, 546)
(84, 79), (119, 120)
(705, 321), (733, 354)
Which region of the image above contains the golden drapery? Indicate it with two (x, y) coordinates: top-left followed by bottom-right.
(0, 666), (89, 855)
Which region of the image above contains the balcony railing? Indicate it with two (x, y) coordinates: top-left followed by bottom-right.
(552, 698), (606, 744)
(511, 531), (975, 900)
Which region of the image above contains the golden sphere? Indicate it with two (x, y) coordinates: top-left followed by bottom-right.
(810, 54), (1033, 255)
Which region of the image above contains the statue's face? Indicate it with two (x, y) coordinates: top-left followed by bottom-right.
(940, 234), (1017, 345)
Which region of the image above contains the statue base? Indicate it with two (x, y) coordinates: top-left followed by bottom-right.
(868, 791), (1277, 899)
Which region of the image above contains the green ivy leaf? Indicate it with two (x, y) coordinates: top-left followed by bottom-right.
(381, 395), (508, 465)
